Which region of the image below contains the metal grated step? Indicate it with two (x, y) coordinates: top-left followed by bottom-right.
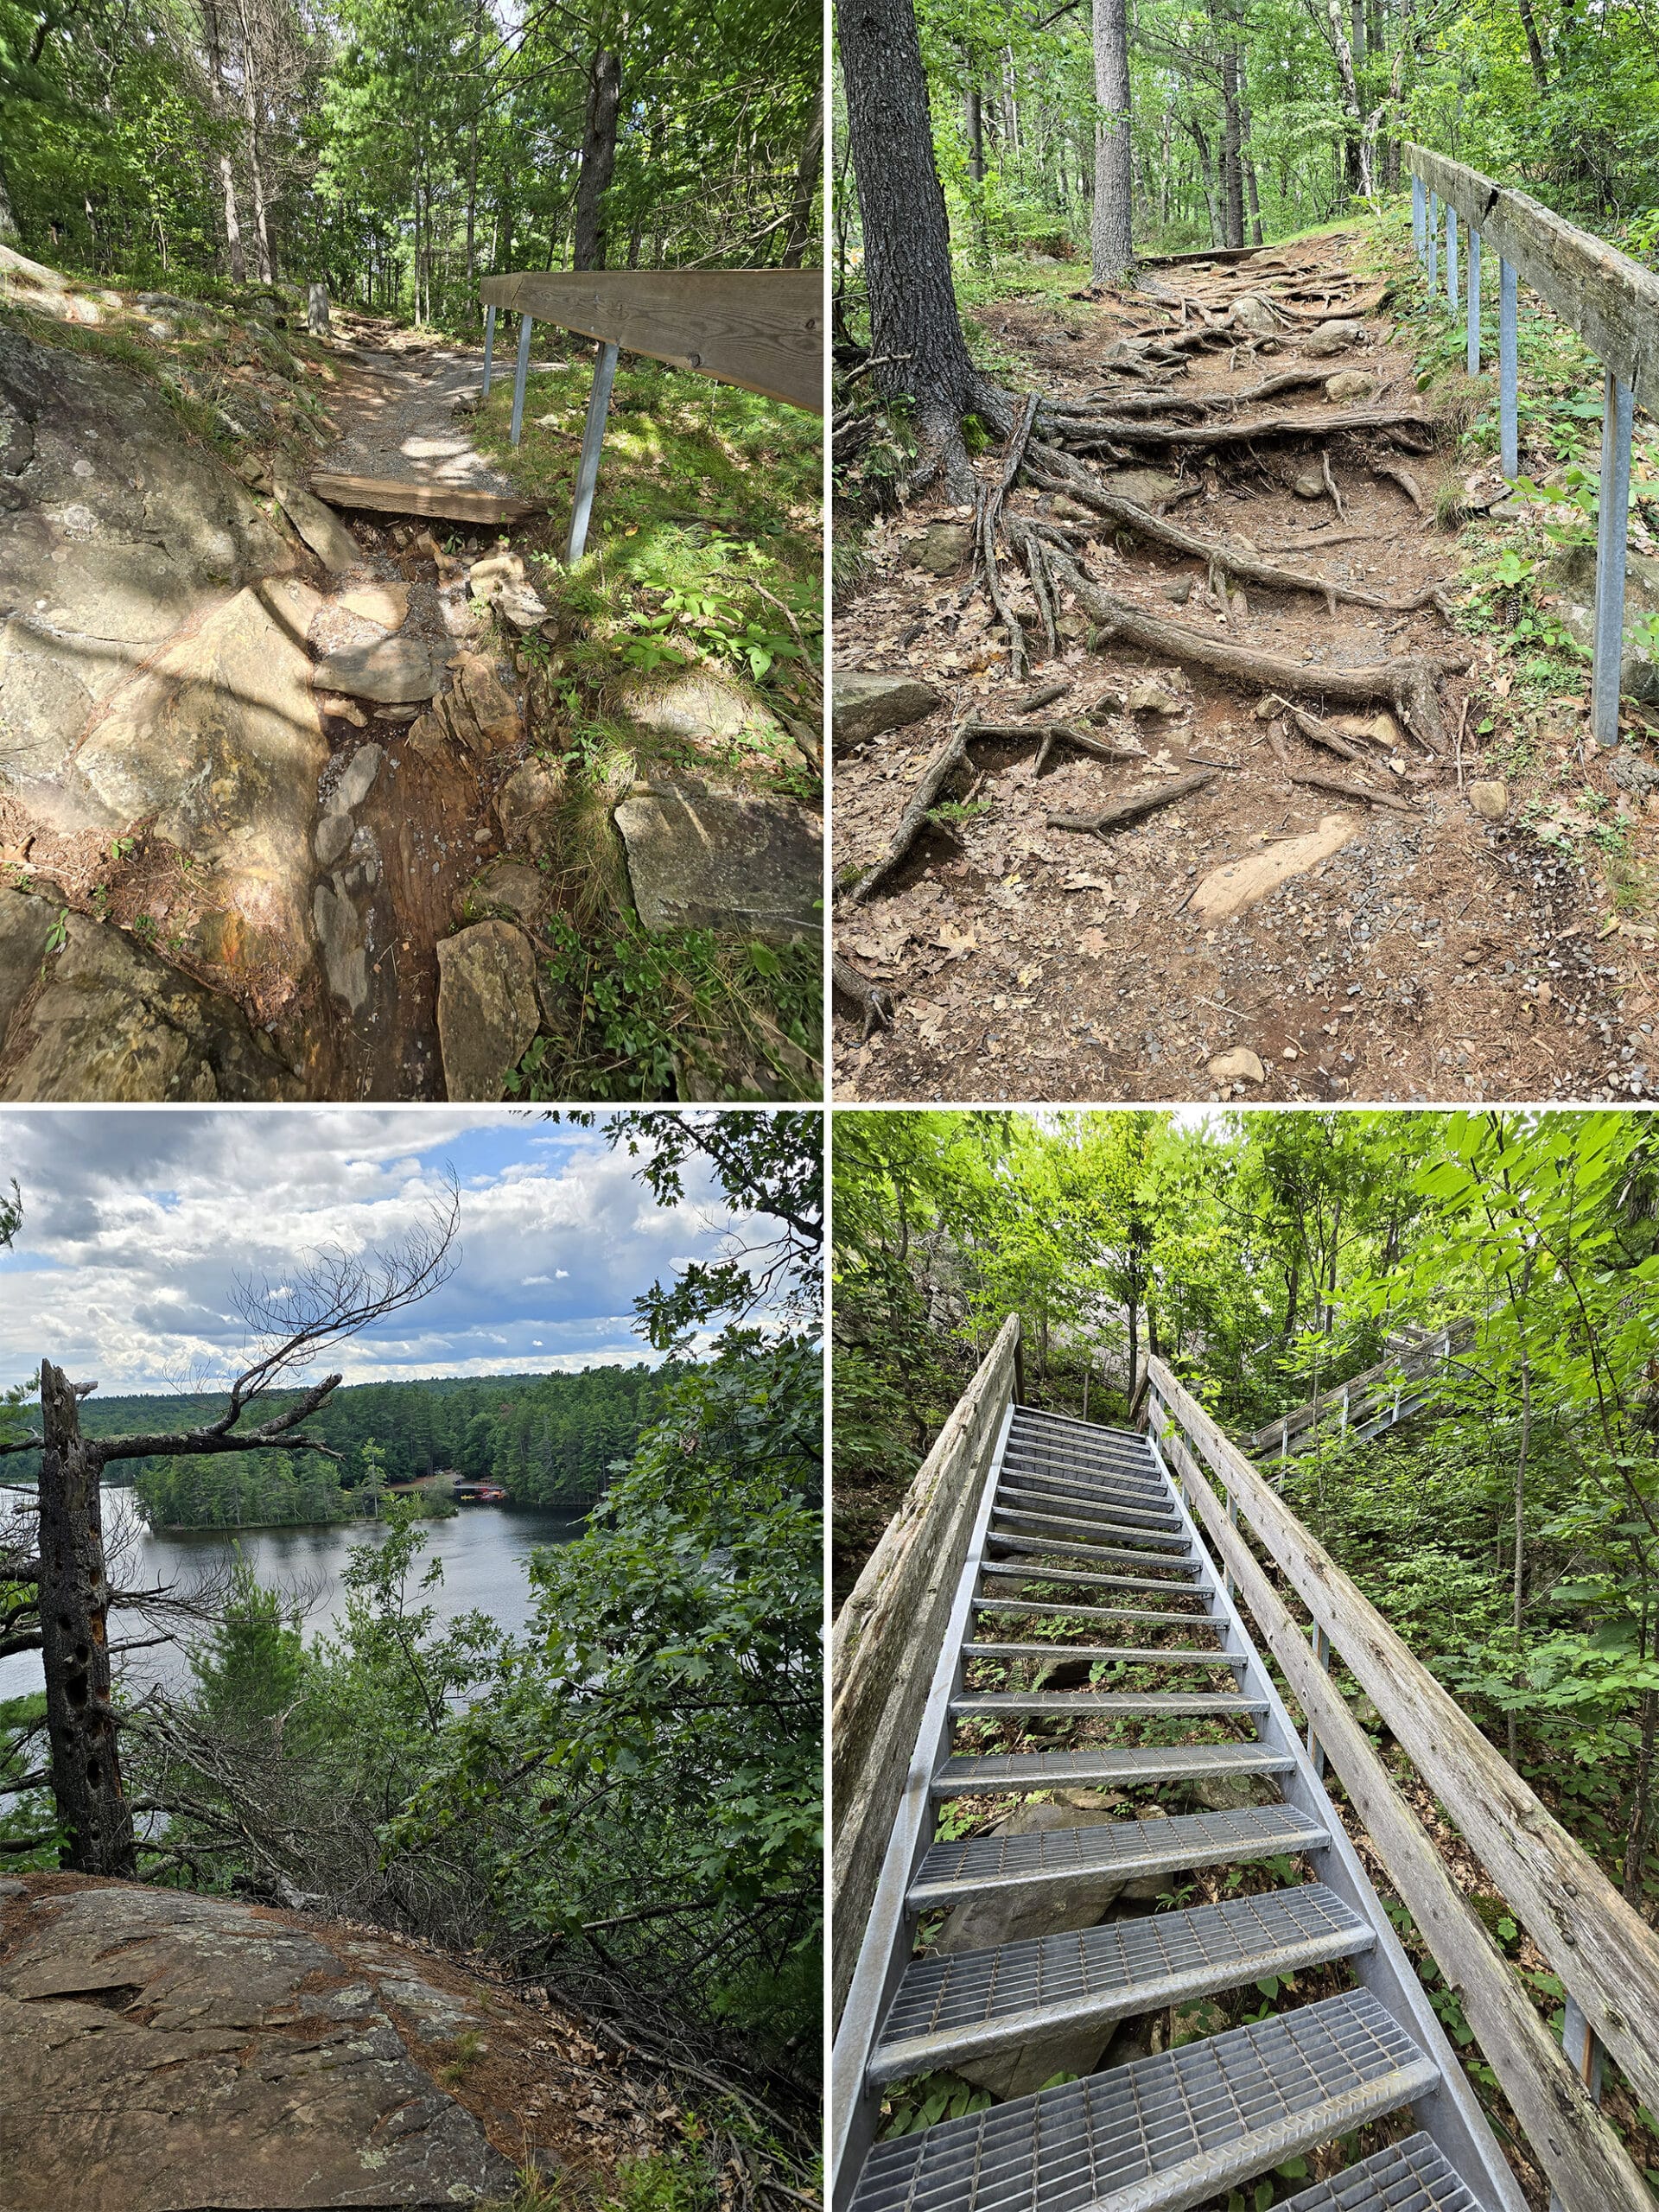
(986, 1539), (1199, 1580)
(994, 1502), (1192, 1550)
(950, 1690), (1268, 1718)
(934, 1740), (1294, 1796)
(998, 1478), (1181, 1525)
(851, 1989), (1439, 2212)
(1003, 1446), (1166, 1489)
(995, 1486), (1185, 1539)
(989, 1519), (1198, 1566)
(1279, 2134), (1483, 2212)
(911, 1803), (1331, 1910)
(973, 1597), (1218, 1632)
(982, 1554), (1208, 1597)
(963, 1642), (1243, 1669)
(870, 1881), (1373, 2079)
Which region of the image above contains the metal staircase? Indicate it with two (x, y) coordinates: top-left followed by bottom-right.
(832, 1403), (1526, 2212)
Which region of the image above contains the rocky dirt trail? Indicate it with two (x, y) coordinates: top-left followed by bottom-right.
(832, 232), (1659, 1104)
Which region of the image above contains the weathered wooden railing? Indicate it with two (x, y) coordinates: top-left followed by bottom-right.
(1405, 143), (1659, 747)
(1244, 1317), (1478, 1465)
(830, 1313), (1023, 2023)
(1147, 1351), (1659, 2212)
(474, 269), (823, 563)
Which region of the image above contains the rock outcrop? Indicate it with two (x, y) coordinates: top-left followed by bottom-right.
(435, 919), (541, 1098)
(830, 670), (940, 749)
(0, 892), (298, 1099)
(0, 321), (292, 836)
(0, 1877), (516, 2209)
(614, 772), (821, 944)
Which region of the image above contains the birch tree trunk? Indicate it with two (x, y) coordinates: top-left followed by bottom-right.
(36, 1361), (137, 1878)
(783, 81), (823, 267)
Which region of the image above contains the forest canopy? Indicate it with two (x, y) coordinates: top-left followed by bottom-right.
(835, 0), (1659, 287)
(1, 0), (823, 312)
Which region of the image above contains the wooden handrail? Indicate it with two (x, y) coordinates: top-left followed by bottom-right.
(830, 1314), (1020, 2018)
(1155, 1408), (1653, 2212)
(1149, 1353), (1659, 2144)
(475, 269), (823, 413)
(1406, 143), (1659, 405)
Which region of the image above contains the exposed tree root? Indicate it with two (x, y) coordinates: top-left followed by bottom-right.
(832, 955), (896, 1039)
(1047, 404), (1440, 454)
(1020, 452), (1447, 618)
(1047, 769), (1216, 836)
(1030, 538), (1471, 751)
(844, 709), (1141, 904)
(1289, 766), (1418, 814)
(1373, 460), (1427, 512)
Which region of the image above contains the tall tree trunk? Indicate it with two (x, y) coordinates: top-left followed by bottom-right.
(1090, 0), (1133, 283)
(0, 162), (20, 248)
(202, 0), (245, 282)
(783, 81), (823, 267)
(1326, 2), (1370, 195)
(465, 0), (482, 286)
(837, 0), (996, 495)
(1218, 35), (1246, 248)
(573, 46), (622, 270)
(966, 83), (985, 181)
(1242, 101), (1263, 245)
(37, 1362), (136, 1878)
(1516, 0), (1549, 92)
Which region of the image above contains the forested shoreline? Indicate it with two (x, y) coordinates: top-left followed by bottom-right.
(1, 1362), (663, 1523)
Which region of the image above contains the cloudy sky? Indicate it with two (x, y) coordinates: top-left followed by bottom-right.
(0, 1110), (747, 1395)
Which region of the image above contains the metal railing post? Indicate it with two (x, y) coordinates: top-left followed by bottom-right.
(1592, 368), (1635, 748)
(565, 339), (621, 564)
(1428, 194), (1439, 293)
(1225, 1491), (1239, 1600)
(1548, 2000), (1605, 2212)
(1412, 173), (1426, 261)
(481, 302), (496, 396)
(1308, 1624), (1332, 1778)
(510, 312), (534, 448)
(1446, 202), (1458, 309)
(1467, 229), (1481, 373)
(1499, 258), (1519, 479)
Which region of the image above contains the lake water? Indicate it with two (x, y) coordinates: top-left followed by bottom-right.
(0, 1485), (583, 1705)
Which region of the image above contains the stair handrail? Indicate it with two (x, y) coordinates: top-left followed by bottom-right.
(1244, 1316), (1478, 1461)
(830, 1312), (1021, 2019)
(1149, 1351), (1659, 2212)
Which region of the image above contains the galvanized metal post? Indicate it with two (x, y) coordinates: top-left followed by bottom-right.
(1592, 368), (1635, 748)
(565, 339), (620, 565)
(481, 302), (496, 396)
(1547, 2001), (1605, 2212)
(1427, 194), (1439, 293)
(1467, 229), (1481, 373)
(510, 312), (533, 448)
(1499, 258), (1519, 479)
(1446, 203), (1458, 308)
(1412, 173), (1426, 261)
(1225, 1491), (1239, 1601)
(1307, 1624), (1333, 1778)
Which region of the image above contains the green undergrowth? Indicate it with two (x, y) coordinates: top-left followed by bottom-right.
(472, 349), (822, 709)
(504, 909), (821, 1103)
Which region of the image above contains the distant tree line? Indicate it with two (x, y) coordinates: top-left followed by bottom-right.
(6, 1363), (667, 1528)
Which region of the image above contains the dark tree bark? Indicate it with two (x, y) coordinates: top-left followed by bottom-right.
(837, 0), (1001, 493)
(965, 84), (985, 181)
(1090, 0), (1134, 282)
(1242, 97), (1264, 245)
(573, 46), (622, 270)
(1219, 37), (1246, 248)
(783, 82), (823, 267)
(36, 1361), (136, 1878)
(1517, 0), (1549, 92)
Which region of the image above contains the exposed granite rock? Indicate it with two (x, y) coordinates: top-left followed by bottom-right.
(613, 774), (821, 944)
(831, 670), (939, 749)
(435, 919), (541, 1100)
(0, 893), (299, 1100)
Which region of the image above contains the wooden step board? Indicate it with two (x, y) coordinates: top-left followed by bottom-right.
(308, 472), (543, 524)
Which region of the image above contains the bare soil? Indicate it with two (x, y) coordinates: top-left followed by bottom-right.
(832, 232), (1659, 1104)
